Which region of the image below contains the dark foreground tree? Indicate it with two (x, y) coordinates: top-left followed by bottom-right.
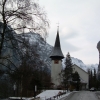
(88, 68), (100, 90)
(62, 52), (73, 91)
(7, 39), (51, 97)
(72, 71), (80, 91)
(0, 1), (49, 97)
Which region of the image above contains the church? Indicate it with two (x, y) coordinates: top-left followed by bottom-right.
(49, 28), (89, 90)
(50, 28), (64, 88)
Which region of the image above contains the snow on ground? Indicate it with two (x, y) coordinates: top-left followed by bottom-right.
(36, 90), (72, 100)
(7, 90), (73, 100)
(8, 97), (34, 100)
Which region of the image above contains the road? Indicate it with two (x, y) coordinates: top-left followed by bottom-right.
(62, 91), (99, 100)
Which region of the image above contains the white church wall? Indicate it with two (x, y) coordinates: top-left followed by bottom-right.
(51, 60), (62, 87)
(73, 64), (89, 89)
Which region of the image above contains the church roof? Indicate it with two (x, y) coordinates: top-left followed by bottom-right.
(50, 29), (64, 59)
(73, 64), (88, 74)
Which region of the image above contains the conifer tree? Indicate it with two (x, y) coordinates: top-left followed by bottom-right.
(72, 71), (80, 91)
(90, 70), (93, 88)
(87, 68), (91, 89)
(93, 68), (96, 87)
(63, 52), (73, 90)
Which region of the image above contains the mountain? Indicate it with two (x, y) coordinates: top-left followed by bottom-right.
(0, 22), (20, 70)
(71, 57), (98, 72)
(20, 32), (98, 72)
(0, 24), (98, 73)
(86, 64), (98, 72)
(18, 32), (53, 70)
(71, 57), (87, 71)
(18, 32), (98, 72)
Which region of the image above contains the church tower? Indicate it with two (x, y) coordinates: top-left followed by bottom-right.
(50, 28), (64, 88)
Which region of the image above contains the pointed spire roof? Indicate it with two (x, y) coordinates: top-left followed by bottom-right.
(54, 28), (60, 47)
(50, 28), (64, 60)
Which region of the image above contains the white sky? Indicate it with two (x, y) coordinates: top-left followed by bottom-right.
(39, 0), (100, 64)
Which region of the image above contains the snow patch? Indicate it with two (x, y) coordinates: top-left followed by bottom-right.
(36, 90), (71, 100)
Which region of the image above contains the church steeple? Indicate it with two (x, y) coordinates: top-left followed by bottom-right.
(50, 28), (64, 60)
(54, 27), (60, 47)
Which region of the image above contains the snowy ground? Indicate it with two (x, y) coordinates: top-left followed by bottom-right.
(36, 90), (72, 100)
(4, 91), (100, 100)
(8, 97), (34, 100)
(7, 90), (73, 100)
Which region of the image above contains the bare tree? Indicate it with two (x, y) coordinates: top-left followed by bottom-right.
(0, 0), (49, 56)
(0, 1), (49, 98)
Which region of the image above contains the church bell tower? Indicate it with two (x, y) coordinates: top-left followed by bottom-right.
(50, 28), (64, 88)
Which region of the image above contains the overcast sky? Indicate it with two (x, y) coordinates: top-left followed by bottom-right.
(39, 0), (100, 65)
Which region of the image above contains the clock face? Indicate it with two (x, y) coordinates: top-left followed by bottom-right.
(54, 60), (59, 64)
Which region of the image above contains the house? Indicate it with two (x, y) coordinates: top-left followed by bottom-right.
(72, 64), (89, 90)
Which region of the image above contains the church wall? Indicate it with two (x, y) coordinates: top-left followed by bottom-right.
(73, 64), (89, 89)
(51, 60), (62, 88)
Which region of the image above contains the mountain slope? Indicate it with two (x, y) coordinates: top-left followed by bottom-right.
(71, 57), (98, 72)
(18, 32), (53, 69)
(71, 57), (87, 71)
(0, 26), (97, 73)
(20, 32), (98, 72)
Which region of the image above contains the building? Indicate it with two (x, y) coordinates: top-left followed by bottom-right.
(73, 64), (89, 89)
(50, 28), (64, 88)
(49, 28), (89, 89)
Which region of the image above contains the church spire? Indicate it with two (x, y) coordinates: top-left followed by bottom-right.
(50, 27), (64, 60)
(54, 26), (60, 47)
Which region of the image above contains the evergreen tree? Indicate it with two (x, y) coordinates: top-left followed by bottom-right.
(90, 70), (93, 88)
(87, 68), (91, 89)
(72, 71), (80, 91)
(63, 52), (73, 90)
(93, 68), (96, 88)
(88, 68), (99, 89)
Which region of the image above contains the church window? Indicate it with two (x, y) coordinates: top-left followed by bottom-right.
(54, 60), (59, 64)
